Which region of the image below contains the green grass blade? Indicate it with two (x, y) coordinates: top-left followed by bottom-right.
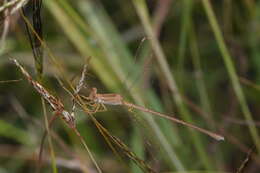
(0, 119), (31, 146)
(177, 0), (192, 74)
(130, 126), (144, 173)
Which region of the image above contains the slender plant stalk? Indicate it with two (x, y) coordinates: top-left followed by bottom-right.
(41, 99), (57, 173)
(240, 77), (260, 91)
(130, 126), (144, 173)
(177, 0), (191, 74)
(189, 23), (215, 129)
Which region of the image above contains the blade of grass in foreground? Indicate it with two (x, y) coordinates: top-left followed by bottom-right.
(202, 0), (260, 153)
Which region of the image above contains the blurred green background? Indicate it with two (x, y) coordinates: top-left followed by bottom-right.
(0, 0), (260, 172)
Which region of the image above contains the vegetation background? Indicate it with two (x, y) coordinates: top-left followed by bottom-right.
(0, 0), (260, 172)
